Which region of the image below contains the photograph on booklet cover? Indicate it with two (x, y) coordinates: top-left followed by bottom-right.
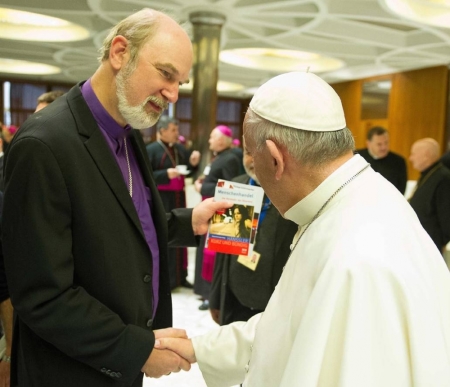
(205, 179), (263, 256)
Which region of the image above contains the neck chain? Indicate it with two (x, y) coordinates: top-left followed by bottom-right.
(288, 164), (370, 258)
(124, 137), (133, 197)
(157, 140), (178, 167)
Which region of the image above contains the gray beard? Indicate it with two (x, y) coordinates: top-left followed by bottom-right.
(116, 69), (166, 129)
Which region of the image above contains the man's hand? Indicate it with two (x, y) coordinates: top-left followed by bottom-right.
(154, 327), (188, 340)
(154, 337), (196, 364)
(210, 308), (220, 325)
(189, 151), (201, 167)
(194, 178), (203, 193)
(141, 327), (190, 378)
(192, 198), (233, 235)
(141, 348), (191, 378)
(167, 168), (180, 179)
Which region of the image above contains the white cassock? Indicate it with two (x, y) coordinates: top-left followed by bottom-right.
(192, 154), (450, 387)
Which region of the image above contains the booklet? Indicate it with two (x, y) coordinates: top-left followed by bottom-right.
(205, 179), (264, 256)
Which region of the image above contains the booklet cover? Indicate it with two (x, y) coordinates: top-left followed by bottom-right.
(205, 179), (264, 256)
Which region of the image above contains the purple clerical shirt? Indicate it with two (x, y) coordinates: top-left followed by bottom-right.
(81, 79), (160, 316)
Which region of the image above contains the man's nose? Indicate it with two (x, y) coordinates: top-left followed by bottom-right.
(162, 84), (179, 104)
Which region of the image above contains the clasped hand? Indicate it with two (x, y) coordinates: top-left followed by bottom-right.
(141, 328), (196, 378)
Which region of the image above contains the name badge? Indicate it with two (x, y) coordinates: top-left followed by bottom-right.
(237, 251), (261, 271)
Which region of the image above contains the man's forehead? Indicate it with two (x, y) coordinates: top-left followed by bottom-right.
(372, 133), (389, 140)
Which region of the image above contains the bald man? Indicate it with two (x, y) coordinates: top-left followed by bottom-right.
(409, 138), (450, 252)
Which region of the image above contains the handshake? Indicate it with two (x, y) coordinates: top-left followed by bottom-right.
(141, 328), (196, 378)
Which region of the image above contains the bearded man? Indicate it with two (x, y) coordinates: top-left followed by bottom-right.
(2, 9), (229, 387)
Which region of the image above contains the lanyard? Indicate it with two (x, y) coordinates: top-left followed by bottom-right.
(249, 178), (271, 224)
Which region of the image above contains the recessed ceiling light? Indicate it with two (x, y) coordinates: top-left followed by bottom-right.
(0, 7), (90, 41)
(219, 48), (344, 73)
(0, 59), (61, 75)
(379, 0), (450, 28)
(180, 80), (244, 92)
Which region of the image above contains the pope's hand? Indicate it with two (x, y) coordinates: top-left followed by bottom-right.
(154, 337), (196, 364)
(154, 327), (188, 340)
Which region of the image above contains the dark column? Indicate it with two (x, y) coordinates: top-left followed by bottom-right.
(189, 11), (226, 175)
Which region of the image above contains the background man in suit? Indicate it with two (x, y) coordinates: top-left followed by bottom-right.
(209, 150), (297, 325)
(409, 138), (450, 253)
(146, 116), (201, 289)
(35, 90), (65, 112)
(357, 126), (407, 194)
(2, 9), (229, 387)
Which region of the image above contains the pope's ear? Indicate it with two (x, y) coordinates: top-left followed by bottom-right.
(266, 139), (284, 180)
(109, 35), (129, 70)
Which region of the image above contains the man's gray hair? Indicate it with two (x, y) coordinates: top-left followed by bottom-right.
(245, 108), (355, 166)
(99, 9), (161, 70)
(157, 116), (179, 131)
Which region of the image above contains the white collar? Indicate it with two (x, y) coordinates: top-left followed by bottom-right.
(284, 154), (369, 227)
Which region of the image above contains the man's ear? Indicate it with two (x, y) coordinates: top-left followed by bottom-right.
(266, 139), (284, 180)
(109, 36), (129, 71)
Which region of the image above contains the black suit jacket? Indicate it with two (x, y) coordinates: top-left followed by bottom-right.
(2, 84), (197, 387)
(409, 162), (450, 250)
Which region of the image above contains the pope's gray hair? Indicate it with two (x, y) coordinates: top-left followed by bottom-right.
(244, 108), (355, 166)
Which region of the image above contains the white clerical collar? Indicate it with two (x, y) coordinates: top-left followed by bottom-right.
(368, 149), (379, 159)
(284, 154), (369, 227)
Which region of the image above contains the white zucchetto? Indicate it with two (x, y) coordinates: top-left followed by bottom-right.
(249, 71), (347, 132)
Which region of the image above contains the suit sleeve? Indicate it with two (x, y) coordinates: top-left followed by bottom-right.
(166, 208), (198, 247)
(3, 137), (153, 384)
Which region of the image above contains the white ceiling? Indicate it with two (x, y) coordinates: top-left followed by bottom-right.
(1, 0), (450, 97)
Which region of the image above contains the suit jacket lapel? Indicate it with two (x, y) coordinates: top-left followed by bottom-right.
(66, 84), (145, 241)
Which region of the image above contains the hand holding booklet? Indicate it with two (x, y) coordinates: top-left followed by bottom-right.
(205, 179), (264, 256)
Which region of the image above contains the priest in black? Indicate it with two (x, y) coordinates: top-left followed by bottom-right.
(193, 125), (241, 310)
(409, 138), (450, 253)
(146, 116), (200, 289)
(356, 126), (407, 194)
(441, 150), (450, 169)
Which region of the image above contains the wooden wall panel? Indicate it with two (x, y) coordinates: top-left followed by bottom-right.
(389, 66), (448, 180)
(331, 80), (364, 148)
(332, 66), (448, 180)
